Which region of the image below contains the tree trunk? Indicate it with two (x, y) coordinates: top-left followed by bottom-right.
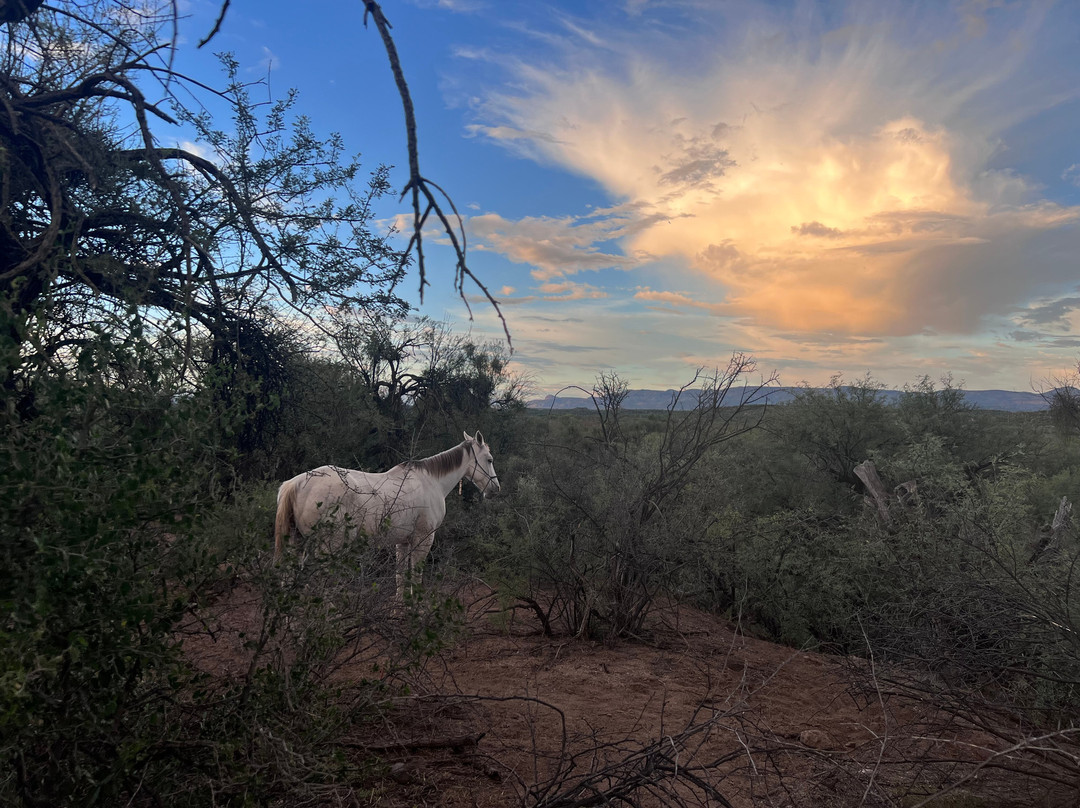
(1030, 496), (1072, 564)
(854, 460), (893, 524)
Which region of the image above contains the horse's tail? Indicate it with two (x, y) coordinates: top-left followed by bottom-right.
(274, 477), (299, 564)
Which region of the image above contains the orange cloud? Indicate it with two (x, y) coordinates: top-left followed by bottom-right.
(468, 212), (640, 281)
(470, 10), (1080, 338)
(633, 286), (726, 313)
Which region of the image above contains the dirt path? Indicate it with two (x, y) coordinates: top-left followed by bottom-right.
(186, 582), (1073, 806)
(344, 586), (1066, 807)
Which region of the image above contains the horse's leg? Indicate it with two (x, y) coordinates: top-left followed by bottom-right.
(413, 529), (436, 571)
(394, 541), (409, 602)
(293, 526), (307, 570)
(406, 530), (436, 596)
(394, 528), (435, 607)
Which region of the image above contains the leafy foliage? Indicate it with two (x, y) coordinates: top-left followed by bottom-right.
(481, 370), (1080, 767)
(0, 324), (223, 803)
(4, 3), (1080, 803)
(783, 373), (898, 487)
(497, 357), (777, 639)
(0, 3), (517, 803)
(0, 315), (491, 804)
(1, 4), (407, 438)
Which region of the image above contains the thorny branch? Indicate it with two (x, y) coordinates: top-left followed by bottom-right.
(361, 1), (512, 350)
(196, 0), (230, 48)
(4, 0), (511, 353)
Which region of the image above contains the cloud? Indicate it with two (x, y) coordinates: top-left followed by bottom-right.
(252, 45), (278, 74)
(476, 279), (609, 306)
(1017, 296), (1080, 328)
(465, 1), (1080, 338)
(634, 286), (726, 313)
(792, 221), (844, 238)
(408, 0), (487, 11)
(1009, 330), (1042, 343)
(464, 124), (560, 144)
(467, 210), (642, 281)
(176, 139), (214, 162)
(654, 134), (736, 188)
(537, 280), (608, 300)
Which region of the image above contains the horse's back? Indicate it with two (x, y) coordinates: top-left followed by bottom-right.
(290, 464), (426, 540)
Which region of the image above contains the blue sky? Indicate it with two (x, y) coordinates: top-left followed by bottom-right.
(170, 0), (1080, 394)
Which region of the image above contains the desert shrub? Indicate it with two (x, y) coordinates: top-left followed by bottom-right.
(467, 370), (1080, 803)
(0, 325), (234, 804)
(0, 322), (467, 805)
(430, 444), (526, 582)
(684, 403), (1080, 708)
(896, 374), (978, 451)
(250, 355), (386, 481)
(783, 373), (901, 489)
(494, 360), (775, 640)
(861, 465), (1080, 709)
(691, 508), (877, 647)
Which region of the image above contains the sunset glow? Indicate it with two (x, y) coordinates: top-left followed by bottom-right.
(180, 0), (1080, 393)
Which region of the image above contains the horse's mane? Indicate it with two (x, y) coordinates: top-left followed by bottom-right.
(403, 442), (467, 477)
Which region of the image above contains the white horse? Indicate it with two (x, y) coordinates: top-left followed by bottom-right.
(273, 431), (500, 597)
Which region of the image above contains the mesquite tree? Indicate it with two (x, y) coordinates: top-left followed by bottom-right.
(0, 3), (504, 803)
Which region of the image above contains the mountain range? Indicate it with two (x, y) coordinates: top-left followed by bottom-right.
(528, 387), (1052, 413)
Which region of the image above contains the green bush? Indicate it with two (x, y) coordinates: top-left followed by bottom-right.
(0, 321), (469, 805)
(491, 362), (773, 640)
(0, 327), (232, 804)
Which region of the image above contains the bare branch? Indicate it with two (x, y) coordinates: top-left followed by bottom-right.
(197, 0), (231, 48)
(362, 1), (512, 350)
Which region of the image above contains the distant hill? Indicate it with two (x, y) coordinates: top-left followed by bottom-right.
(528, 387), (1051, 413)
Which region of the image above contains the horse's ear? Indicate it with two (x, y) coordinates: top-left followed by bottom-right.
(476, 431), (485, 446)
(463, 430), (471, 443)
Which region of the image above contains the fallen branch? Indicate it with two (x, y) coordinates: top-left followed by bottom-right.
(349, 732), (484, 753)
(854, 460), (893, 524)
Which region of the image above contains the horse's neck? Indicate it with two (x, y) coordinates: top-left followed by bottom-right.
(432, 469), (463, 499)
(424, 443), (471, 498)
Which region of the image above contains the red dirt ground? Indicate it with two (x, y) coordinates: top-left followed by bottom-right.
(187, 581), (1078, 807)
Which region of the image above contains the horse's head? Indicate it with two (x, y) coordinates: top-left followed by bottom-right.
(463, 430), (501, 497)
